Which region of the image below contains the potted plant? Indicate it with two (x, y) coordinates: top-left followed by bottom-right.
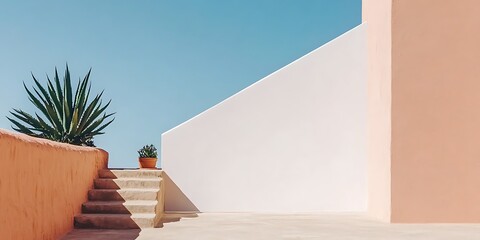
(138, 144), (158, 168)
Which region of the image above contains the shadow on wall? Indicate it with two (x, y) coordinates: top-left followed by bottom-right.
(163, 172), (200, 212)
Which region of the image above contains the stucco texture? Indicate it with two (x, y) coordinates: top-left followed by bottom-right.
(362, 0), (392, 222)
(0, 129), (108, 239)
(391, 0), (480, 222)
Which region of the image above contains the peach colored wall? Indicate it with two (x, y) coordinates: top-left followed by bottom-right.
(391, 0), (480, 223)
(0, 129), (108, 239)
(362, 0), (392, 221)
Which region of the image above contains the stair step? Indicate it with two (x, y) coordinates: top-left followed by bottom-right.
(82, 201), (158, 214)
(74, 213), (156, 229)
(94, 178), (161, 189)
(99, 169), (162, 179)
(88, 189), (159, 201)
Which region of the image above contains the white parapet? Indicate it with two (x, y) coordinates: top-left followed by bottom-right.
(162, 24), (367, 213)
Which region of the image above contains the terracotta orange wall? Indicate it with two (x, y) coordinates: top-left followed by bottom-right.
(391, 0), (480, 222)
(0, 129), (108, 239)
(362, 0), (392, 221)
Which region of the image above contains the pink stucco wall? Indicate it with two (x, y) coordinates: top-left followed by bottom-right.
(391, 0), (480, 223)
(0, 129), (108, 239)
(362, 0), (392, 221)
(364, 0), (480, 222)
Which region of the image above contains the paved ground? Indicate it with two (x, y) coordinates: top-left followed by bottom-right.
(62, 213), (480, 240)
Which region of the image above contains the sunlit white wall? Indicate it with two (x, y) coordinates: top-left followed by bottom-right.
(162, 24), (367, 212)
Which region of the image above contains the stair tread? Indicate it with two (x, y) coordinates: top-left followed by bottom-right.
(83, 200), (157, 206)
(76, 213), (156, 218)
(98, 169), (163, 179)
(104, 168), (162, 171)
(95, 178), (161, 181)
(99, 169), (163, 175)
(89, 188), (159, 192)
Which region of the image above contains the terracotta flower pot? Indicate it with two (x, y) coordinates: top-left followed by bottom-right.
(139, 157), (157, 168)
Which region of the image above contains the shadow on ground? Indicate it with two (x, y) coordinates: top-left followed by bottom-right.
(61, 229), (141, 240)
(64, 169), (199, 239)
(62, 212), (198, 240)
(157, 212), (199, 227)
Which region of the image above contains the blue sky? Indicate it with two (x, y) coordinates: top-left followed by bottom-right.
(0, 1), (361, 167)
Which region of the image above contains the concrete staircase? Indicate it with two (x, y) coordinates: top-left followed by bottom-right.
(74, 169), (164, 229)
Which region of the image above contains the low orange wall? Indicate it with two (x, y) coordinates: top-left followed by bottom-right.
(0, 129), (108, 239)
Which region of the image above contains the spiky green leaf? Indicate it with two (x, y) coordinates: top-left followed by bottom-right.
(8, 65), (114, 147)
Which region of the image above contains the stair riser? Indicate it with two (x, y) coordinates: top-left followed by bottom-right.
(88, 190), (158, 201)
(99, 170), (162, 179)
(82, 204), (156, 214)
(74, 216), (155, 229)
(94, 179), (161, 189)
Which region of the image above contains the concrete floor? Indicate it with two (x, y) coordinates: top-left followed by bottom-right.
(62, 213), (480, 240)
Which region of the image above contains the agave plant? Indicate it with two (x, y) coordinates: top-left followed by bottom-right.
(7, 65), (115, 147)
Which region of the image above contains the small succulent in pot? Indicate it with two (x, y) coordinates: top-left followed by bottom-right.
(138, 144), (158, 158)
(138, 144), (158, 168)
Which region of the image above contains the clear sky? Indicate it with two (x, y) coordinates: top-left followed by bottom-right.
(0, 0), (361, 167)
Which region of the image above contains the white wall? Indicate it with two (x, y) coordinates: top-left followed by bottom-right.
(162, 24), (367, 213)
